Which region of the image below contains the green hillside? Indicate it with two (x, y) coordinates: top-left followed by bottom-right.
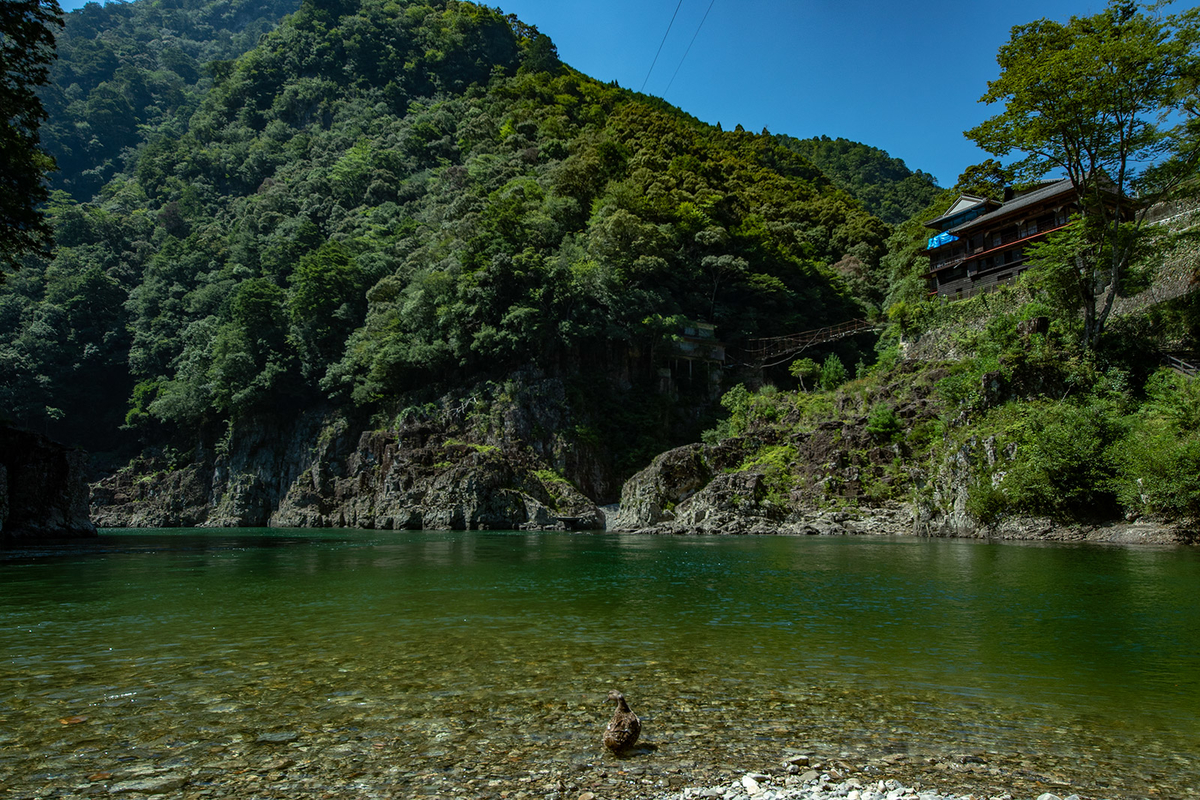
(3, 0), (915, 476)
(779, 135), (941, 225)
(40, 0), (302, 201)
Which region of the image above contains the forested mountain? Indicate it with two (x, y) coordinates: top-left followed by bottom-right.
(3, 0), (926, 502)
(40, 0), (301, 200)
(780, 135), (941, 225)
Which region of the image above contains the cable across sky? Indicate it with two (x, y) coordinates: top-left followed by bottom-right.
(663, 0), (717, 98)
(638, 0), (685, 93)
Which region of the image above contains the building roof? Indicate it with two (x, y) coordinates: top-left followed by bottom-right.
(949, 179), (1076, 235)
(924, 194), (996, 229)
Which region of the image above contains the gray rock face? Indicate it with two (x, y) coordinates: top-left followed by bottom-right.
(606, 394), (1188, 543)
(609, 444), (711, 531)
(0, 426), (96, 540)
(268, 425), (603, 531)
(609, 439), (798, 535)
(91, 374), (606, 531)
(90, 460), (211, 528)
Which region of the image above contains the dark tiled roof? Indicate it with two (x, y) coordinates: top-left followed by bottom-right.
(949, 179), (1076, 234)
(924, 194), (996, 228)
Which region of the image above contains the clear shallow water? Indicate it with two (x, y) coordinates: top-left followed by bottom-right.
(2, 530), (1198, 799)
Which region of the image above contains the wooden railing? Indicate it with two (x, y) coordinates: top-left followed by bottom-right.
(1164, 354), (1199, 378)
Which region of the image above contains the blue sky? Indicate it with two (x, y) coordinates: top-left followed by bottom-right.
(59, 0), (1200, 187)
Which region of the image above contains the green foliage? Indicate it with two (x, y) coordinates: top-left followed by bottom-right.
(702, 383), (792, 443)
(965, 480), (1008, 527)
(966, 0), (1200, 348)
(0, 0), (63, 274)
(1112, 369), (1200, 520)
(444, 437), (498, 455)
(778, 134), (941, 224)
(533, 467), (569, 485)
(998, 400), (1124, 519)
(533, 467), (574, 510)
(953, 159), (1012, 201)
(288, 240), (372, 384)
(4, 0), (924, 481)
(818, 354), (848, 391)
(788, 357), (819, 390)
(40, 0), (300, 201)
(735, 443), (797, 509)
(865, 402), (901, 443)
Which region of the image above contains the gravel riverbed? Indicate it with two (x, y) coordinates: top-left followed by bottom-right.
(655, 771), (1091, 800)
(7, 681), (1187, 800)
(6, 730), (1155, 800)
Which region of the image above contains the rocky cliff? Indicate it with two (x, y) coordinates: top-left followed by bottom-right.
(606, 361), (1192, 545)
(0, 426), (97, 541)
(607, 438), (918, 537)
(607, 433), (1186, 543)
(91, 372), (605, 531)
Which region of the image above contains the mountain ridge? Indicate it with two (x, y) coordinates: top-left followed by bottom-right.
(6, 0), (949, 527)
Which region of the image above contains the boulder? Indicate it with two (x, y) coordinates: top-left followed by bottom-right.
(608, 444), (711, 530)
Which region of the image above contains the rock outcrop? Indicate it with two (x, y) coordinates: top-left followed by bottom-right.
(606, 365), (1191, 545)
(89, 459), (212, 528)
(608, 435), (917, 537)
(269, 426), (601, 530)
(91, 373), (605, 531)
(0, 426), (97, 540)
(608, 367), (943, 536)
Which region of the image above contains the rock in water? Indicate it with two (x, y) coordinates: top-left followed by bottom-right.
(602, 689), (641, 752)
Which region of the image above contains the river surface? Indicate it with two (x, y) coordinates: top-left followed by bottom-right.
(2, 530), (1198, 799)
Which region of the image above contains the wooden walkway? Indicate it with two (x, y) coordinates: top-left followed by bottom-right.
(743, 318), (882, 367)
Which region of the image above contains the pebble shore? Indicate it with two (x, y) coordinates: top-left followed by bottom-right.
(653, 768), (1095, 800)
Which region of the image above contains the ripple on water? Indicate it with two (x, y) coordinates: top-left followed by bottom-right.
(1, 530), (1198, 799)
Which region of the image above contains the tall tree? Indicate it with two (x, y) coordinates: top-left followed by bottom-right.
(966, 1), (1200, 348)
(0, 0), (62, 278)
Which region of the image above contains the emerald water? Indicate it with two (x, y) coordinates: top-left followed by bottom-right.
(2, 530), (1198, 799)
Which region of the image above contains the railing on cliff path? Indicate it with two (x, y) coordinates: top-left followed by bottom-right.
(741, 318), (883, 368)
(1164, 354), (1199, 378)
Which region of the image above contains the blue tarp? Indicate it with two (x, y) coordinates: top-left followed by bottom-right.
(927, 231), (959, 250)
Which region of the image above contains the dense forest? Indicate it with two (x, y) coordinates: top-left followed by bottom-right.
(2, 0), (925, 481)
(778, 135), (940, 225)
(9, 0), (1195, 533)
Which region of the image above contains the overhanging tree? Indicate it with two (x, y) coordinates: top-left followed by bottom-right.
(966, 1), (1200, 348)
(0, 0), (63, 277)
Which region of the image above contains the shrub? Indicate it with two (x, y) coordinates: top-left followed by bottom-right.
(818, 354), (848, 391)
(1112, 369), (1200, 520)
(981, 399), (1124, 521)
(865, 402), (902, 443)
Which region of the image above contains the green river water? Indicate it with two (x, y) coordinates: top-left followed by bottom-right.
(1, 530), (1198, 799)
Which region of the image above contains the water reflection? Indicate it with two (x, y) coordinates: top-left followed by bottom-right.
(1, 531), (1198, 797)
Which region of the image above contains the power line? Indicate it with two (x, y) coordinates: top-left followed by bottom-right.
(639, 0), (685, 93)
(663, 0), (717, 97)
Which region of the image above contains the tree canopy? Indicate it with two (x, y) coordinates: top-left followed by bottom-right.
(778, 135), (941, 225)
(966, 0), (1200, 347)
(2, 0), (914, 462)
(0, 0), (63, 276)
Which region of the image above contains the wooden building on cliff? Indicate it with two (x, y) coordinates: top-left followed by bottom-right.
(924, 178), (1077, 299)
